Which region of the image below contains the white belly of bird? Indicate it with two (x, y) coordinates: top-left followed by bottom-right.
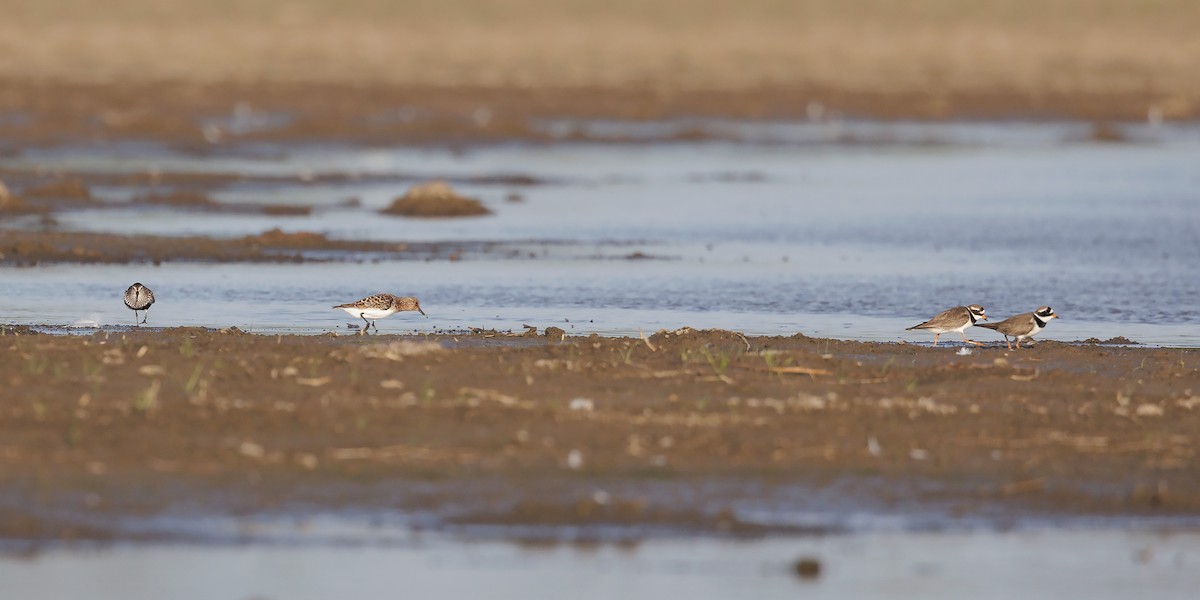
(1018, 323), (1044, 340)
(341, 307), (397, 319)
(930, 320), (969, 335)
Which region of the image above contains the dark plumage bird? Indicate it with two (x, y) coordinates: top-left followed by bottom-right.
(977, 306), (1059, 350)
(906, 304), (987, 347)
(124, 283), (155, 325)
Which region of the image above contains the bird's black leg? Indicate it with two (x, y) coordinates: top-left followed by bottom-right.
(141, 310), (149, 325)
(360, 313), (371, 334)
(134, 310), (140, 326)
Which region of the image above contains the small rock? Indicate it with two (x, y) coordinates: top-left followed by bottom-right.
(1136, 403), (1164, 417)
(793, 557), (822, 579)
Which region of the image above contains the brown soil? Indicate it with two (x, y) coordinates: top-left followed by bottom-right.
(137, 190), (219, 208)
(21, 178), (93, 201)
(1, 327), (1196, 544)
(381, 181), (492, 218)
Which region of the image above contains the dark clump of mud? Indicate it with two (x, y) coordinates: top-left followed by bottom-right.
(21, 177), (93, 201)
(381, 180), (492, 218)
(0, 228), (421, 265)
(241, 228), (338, 249)
(1083, 336), (1140, 345)
(793, 557), (822, 579)
(137, 190), (219, 207)
(262, 204), (313, 216)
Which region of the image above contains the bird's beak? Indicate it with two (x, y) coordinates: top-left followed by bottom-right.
(980, 314), (988, 321)
(1054, 314), (1061, 320)
(418, 306), (427, 317)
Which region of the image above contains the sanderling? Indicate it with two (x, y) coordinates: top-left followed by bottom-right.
(333, 293), (426, 332)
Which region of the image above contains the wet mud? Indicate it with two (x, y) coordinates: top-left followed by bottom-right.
(1, 327), (1196, 546)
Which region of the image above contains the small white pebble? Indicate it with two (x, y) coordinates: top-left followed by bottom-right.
(909, 449), (929, 460)
(956, 347), (973, 356)
(569, 397), (594, 412)
(567, 449), (584, 470)
(867, 436), (882, 457)
(238, 441), (265, 458)
(296, 453), (318, 470)
(1136, 404), (1164, 417)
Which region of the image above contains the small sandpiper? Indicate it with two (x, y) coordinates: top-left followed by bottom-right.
(977, 306), (1059, 350)
(906, 304), (987, 347)
(333, 293), (426, 333)
(124, 283), (155, 325)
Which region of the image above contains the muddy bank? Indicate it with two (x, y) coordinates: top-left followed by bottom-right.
(1, 327), (1196, 546)
(0, 82), (1195, 150)
(0, 229), (525, 265)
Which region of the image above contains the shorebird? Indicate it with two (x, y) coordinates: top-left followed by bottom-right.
(333, 293), (426, 332)
(123, 283), (155, 325)
(906, 304), (988, 346)
(977, 306), (1060, 350)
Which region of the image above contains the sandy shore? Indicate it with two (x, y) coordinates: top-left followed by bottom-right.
(2, 326), (1196, 544)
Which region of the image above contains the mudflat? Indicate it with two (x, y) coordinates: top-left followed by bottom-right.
(2, 326), (1196, 544)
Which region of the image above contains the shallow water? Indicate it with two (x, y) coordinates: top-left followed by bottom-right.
(3, 528), (1198, 600)
(2, 121), (1199, 345)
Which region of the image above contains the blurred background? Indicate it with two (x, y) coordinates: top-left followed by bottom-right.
(2, 0), (1198, 112)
